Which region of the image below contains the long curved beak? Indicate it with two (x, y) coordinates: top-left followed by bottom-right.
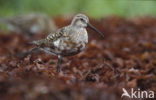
(87, 23), (104, 38)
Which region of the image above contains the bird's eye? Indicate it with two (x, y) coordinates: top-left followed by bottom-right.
(80, 18), (84, 21)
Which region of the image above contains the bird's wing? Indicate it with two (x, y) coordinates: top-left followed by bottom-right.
(30, 27), (67, 47)
(45, 27), (67, 42)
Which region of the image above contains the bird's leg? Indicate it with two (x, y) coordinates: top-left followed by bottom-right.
(57, 55), (62, 72)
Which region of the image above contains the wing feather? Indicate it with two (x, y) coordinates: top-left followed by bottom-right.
(46, 27), (65, 41)
(30, 27), (68, 48)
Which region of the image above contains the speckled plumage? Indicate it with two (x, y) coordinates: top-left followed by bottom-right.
(33, 26), (88, 56)
(30, 14), (104, 72)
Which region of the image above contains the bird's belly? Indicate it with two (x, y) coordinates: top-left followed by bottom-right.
(57, 41), (86, 56)
(50, 37), (85, 56)
(41, 39), (86, 56)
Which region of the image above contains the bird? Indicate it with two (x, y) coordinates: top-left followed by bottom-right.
(0, 13), (57, 36)
(29, 13), (104, 72)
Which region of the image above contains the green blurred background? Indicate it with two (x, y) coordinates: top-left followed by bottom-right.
(0, 0), (156, 18)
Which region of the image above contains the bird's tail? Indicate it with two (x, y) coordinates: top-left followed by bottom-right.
(28, 39), (44, 46)
(28, 41), (38, 45)
(28, 41), (35, 45)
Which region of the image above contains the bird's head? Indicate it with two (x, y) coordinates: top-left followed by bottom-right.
(71, 13), (89, 28)
(71, 13), (104, 37)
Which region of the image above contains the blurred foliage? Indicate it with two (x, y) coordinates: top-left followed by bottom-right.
(0, 0), (156, 18)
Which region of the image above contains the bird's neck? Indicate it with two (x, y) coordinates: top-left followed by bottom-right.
(70, 24), (86, 29)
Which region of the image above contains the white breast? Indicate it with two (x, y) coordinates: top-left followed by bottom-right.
(72, 28), (88, 43)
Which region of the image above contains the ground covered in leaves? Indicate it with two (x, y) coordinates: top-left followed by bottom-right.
(0, 16), (156, 100)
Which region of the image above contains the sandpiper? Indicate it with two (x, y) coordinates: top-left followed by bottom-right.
(30, 13), (104, 72)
